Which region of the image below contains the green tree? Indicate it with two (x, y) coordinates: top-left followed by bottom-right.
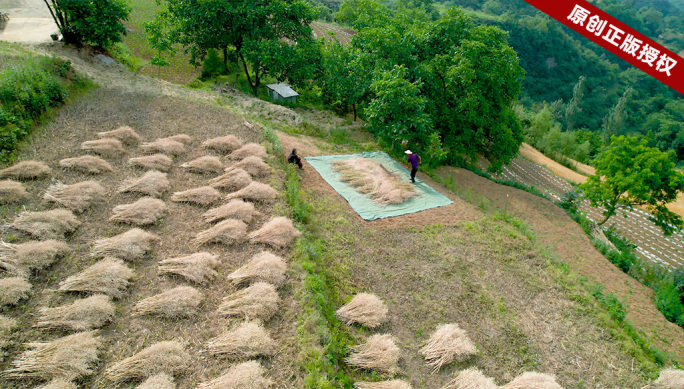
(321, 42), (372, 120)
(581, 135), (684, 235)
(335, 0), (391, 29)
(602, 87), (633, 145)
(565, 75), (586, 132)
(43, 0), (129, 47)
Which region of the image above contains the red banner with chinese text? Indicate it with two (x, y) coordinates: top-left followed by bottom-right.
(522, 0), (683, 95)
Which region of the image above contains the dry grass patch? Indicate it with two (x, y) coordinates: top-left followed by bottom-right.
(0, 180), (28, 203)
(203, 135), (243, 154)
(217, 282), (280, 321)
(332, 158), (417, 205)
(193, 219), (247, 247)
(119, 170), (170, 197)
(128, 154), (173, 172)
(203, 200), (260, 224)
(336, 293), (389, 329)
(11, 209), (80, 240)
(181, 156), (225, 174)
(442, 368), (498, 389)
(346, 334), (401, 374)
(653, 369), (684, 389)
(0, 314), (18, 349)
(0, 160), (51, 180)
(59, 155), (113, 175)
(225, 182), (278, 202)
(109, 197), (166, 226)
(0, 277), (31, 306)
(91, 228), (159, 261)
(105, 341), (190, 384)
(171, 186), (222, 206)
(59, 258), (133, 298)
(0, 239), (69, 273)
(35, 378), (77, 389)
(209, 169), (252, 191)
(80, 138), (126, 158)
(98, 126), (143, 146)
(141, 139), (186, 156)
(160, 134), (192, 145)
(500, 372), (563, 389)
(227, 156), (272, 178)
(158, 252), (219, 284)
(43, 181), (106, 212)
(133, 286), (203, 318)
(34, 294), (115, 331)
(229, 143), (267, 160)
(205, 321), (277, 359)
(135, 373), (175, 389)
(197, 360), (273, 389)
(420, 323), (477, 372)
(2, 330), (101, 381)
(355, 380), (413, 389)
(248, 217), (301, 248)
(226, 251), (287, 288)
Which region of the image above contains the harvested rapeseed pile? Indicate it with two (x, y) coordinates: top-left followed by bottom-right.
(226, 251), (287, 288)
(227, 156), (272, 178)
(0, 239), (69, 272)
(203, 200), (260, 224)
(159, 134), (192, 145)
(59, 155), (113, 174)
(224, 182), (278, 202)
(197, 360), (273, 389)
(654, 369), (684, 389)
(193, 219), (247, 246)
(217, 282), (280, 321)
(118, 170), (170, 197)
(229, 143), (267, 160)
(0, 160), (51, 179)
(336, 293), (389, 329)
(0, 180), (28, 203)
(205, 321), (277, 359)
(332, 158), (417, 205)
(44, 181), (106, 212)
(91, 228), (159, 261)
(135, 373), (176, 389)
(354, 380), (413, 389)
(158, 252), (220, 284)
(34, 295), (115, 331)
(128, 154), (173, 172)
(98, 126), (143, 146)
(0, 277), (31, 306)
(202, 135), (243, 154)
(140, 138), (185, 156)
(80, 138), (126, 158)
(420, 324), (477, 372)
(442, 368), (498, 389)
(181, 156), (224, 174)
(209, 169), (252, 191)
(346, 334), (400, 374)
(11, 209), (80, 240)
(35, 378), (78, 389)
(133, 286), (203, 318)
(105, 341), (190, 383)
(109, 197), (166, 226)
(59, 258), (133, 298)
(500, 372), (563, 389)
(248, 217), (301, 248)
(171, 186), (222, 206)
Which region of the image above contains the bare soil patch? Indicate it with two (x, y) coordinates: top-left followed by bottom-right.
(519, 143), (593, 183)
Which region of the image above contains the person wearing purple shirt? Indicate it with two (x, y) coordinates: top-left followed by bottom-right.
(405, 150), (421, 183)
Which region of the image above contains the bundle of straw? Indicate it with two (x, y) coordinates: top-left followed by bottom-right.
(203, 200), (260, 224)
(205, 321), (277, 359)
(197, 360), (273, 389)
(224, 182), (278, 202)
(0, 239), (69, 272)
(500, 372), (563, 389)
(91, 228), (159, 261)
(118, 170), (170, 197)
(0, 160), (52, 179)
(158, 252), (220, 284)
(346, 334), (400, 374)
(226, 251), (287, 287)
(442, 368), (498, 389)
(109, 197), (166, 226)
(43, 181), (106, 212)
(0, 180), (28, 203)
(128, 154), (173, 172)
(0, 277), (31, 306)
(140, 139), (185, 156)
(193, 219), (247, 246)
(80, 138), (126, 157)
(217, 282), (281, 321)
(11, 209), (80, 240)
(226, 156), (271, 178)
(105, 341), (190, 383)
(171, 186), (222, 205)
(181, 156), (225, 174)
(209, 169), (252, 191)
(332, 158), (417, 205)
(159, 134), (192, 144)
(202, 135), (243, 154)
(420, 323), (477, 372)
(59, 155), (113, 174)
(35, 378), (77, 389)
(133, 286), (203, 318)
(653, 369), (684, 389)
(135, 373), (176, 389)
(229, 143), (267, 160)
(34, 295), (115, 331)
(59, 258), (133, 298)
(248, 217), (301, 248)
(336, 293), (389, 329)
(98, 126), (143, 145)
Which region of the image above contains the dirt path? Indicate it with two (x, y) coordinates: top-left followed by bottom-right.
(0, 0), (57, 43)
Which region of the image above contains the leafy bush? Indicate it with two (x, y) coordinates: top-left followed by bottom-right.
(48, 0), (130, 47)
(201, 50), (225, 80)
(655, 278), (684, 326)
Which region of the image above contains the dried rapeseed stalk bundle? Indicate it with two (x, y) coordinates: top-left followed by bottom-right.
(248, 217), (301, 248)
(91, 228), (159, 261)
(654, 369), (684, 389)
(105, 341), (190, 383)
(11, 209), (80, 240)
(346, 334), (400, 374)
(442, 368), (498, 389)
(135, 373), (176, 389)
(98, 126), (143, 146)
(159, 134), (192, 145)
(354, 380), (413, 389)
(0, 314), (18, 349)
(80, 138), (126, 158)
(205, 321), (277, 359)
(0, 160), (51, 180)
(209, 169), (252, 191)
(229, 143), (267, 160)
(500, 372), (563, 389)
(171, 186), (222, 206)
(0, 180), (28, 203)
(59, 155), (113, 175)
(0, 239), (69, 272)
(332, 158), (417, 205)
(118, 170), (170, 197)
(128, 154), (173, 172)
(181, 156), (225, 174)
(224, 182), (278, 202)
(227, 156), (271, 178)
(2, 331), (101, 381)
(109, 197), (166, 226)
(43, 181), (106, 212)
(34, 295), (115, 331)
(140, 138), (186, 156)
(203, 200), (259, 224)
(36, 378), (78, 389)
(158, 252), (219, 284)
(336, 293), (389, 329)
(0, 277), (31, 306)
(133, 286), (203, 318)
(59, 258), (133, 298)
(420, 323), (477, 372)
(197, 360), (273, 389)
(202, 135), (243, 154)
(217, 282), (280, 321)
(226, 252), (287, 288)
(193, 219), (247, 247)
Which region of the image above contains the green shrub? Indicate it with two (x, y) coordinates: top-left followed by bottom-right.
(201, 49), (225, 80)
(655, 278), (684, 325)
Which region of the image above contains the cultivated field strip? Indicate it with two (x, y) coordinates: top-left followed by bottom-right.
(311, 21), (355, 45)
(480, 156), (684, 269)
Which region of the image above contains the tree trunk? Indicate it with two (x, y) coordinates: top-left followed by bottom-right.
(353, 104), (357, 121)
(240, 53), (259, 97)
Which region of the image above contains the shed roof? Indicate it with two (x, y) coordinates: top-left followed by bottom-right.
(266, 83), (299, 98)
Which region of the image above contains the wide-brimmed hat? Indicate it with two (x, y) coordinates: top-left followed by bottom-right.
(404, 150), (413, 155)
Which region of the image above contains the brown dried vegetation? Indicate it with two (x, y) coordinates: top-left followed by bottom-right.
(34, 294), (115, 331)
(197, 360), (273, 389)
(224, 182), (278, 202)
(336, 293), (389, 329)
(500, 372), (563, 389)
(205, 321), (277, 359)
(228, 143), (267, 160)
(133, 286), (203, 318)
(109, 197), (167, 226)
(346, 334), (401, 374)
(59, 155), (113, 175)
(209, 169), (252, 191)
(227, 156), (271, 178)
(118, 170), (170, 197)
(171, 186), (222, 206)
(420, 324), (477, 372)
(128, 154), (173, 172)
(0, 277), (31, 306)
(217, 282), (281, 321)
(442, 368), (498, 389)
(0, 160), (51, 180)
(193, 219), (247, 246)
(203, 200), (260, 224)
(140, 139), (186, 156)
(332, 158), (417, 205)
(59, 258), (134, 298)
(80, 138), (126, 158)
(354, 380), (413, 389)
(226, 251), (287, 288)
(181, 156), (224, 174)
(157, 252), (220, 284)
(0, 239), (69, 273)
(248, 217), (301, 248)
(98, 126), (143, 145)
(11, 209), (80, 240)
(0, 180), (28, 203)
(43, 181), (106, 212)
(202, 135), (243, 154)
(91, 228), (159, 261)
(105, 341), (190, 383)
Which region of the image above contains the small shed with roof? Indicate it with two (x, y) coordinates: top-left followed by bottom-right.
(266, 83), (299, 104)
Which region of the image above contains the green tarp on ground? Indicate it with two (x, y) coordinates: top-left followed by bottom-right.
(305, 151), (453, 221)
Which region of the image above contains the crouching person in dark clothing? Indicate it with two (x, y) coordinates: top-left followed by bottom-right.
(288, 148), (303, 169)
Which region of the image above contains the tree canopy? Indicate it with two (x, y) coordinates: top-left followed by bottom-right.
(43, 0), (129, 47)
